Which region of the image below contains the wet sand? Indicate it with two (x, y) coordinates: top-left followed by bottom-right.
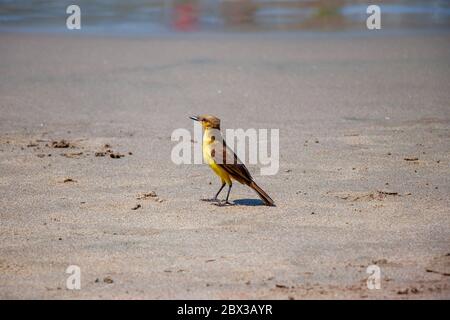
(0, 32), (449, 299)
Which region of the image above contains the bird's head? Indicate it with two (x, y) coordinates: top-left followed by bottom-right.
(189, 115), (221, 129)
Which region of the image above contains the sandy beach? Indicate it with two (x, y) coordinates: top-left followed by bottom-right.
(0, 32), (449, 299)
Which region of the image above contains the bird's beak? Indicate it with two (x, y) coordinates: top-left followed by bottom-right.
(189, 116), (199, 121)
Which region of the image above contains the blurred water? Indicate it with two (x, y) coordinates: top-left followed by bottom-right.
(0, 0), (449, 35)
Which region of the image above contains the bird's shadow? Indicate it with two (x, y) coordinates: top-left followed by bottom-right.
(233, 198), (265, 206)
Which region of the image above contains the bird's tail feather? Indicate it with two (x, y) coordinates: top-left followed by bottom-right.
(249, 181), (275, 206)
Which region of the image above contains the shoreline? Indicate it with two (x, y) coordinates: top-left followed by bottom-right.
(1, 25), (450, 41)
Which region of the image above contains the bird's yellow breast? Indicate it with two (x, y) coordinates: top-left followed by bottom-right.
(203, 129), (232, 185)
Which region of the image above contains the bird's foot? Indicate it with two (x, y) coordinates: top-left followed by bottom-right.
(213, 200), (235, 207)
(201, 198), (219, 203)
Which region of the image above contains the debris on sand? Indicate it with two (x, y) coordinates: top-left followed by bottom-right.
(372, 258), (388, 265)
(36, 153), (51, 158)
(275, 284), (288, 289)
(137, 191), (157, 200)
(26, 138), (122, 160)
(103, 276), (114, 284)
(131, 204), (142, 210)
(61, 152), (83, 158)
(63, 178), (76, 183)
(95, 151), (107, 157)
(337, 190), (400, 202)
(137, 191), (163, 203)
(404, 157), (419, 162)
(378, 190), (399, 196)
(95, 150), (124, 158)
(109, 152), (124, 159)
(397, 288), (409, 295)
(95, 144), (127, 159)
(51, 140), (72, 148)
(397, 287), (419, 295)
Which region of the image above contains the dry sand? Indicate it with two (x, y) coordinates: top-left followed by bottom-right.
(0, 32), (449, 299)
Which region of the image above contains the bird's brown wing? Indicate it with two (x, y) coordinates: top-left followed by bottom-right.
(212, 135), (275, 206)
(214, 137), (254, 185)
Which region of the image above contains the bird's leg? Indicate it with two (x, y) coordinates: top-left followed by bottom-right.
(225, 184), (232, 204)
(215, 184), (234, 206)
(214, 182), (226, 200)
(201, 182), (225, 202)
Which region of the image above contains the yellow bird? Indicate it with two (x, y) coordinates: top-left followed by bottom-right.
(190, 115), (275, 206)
